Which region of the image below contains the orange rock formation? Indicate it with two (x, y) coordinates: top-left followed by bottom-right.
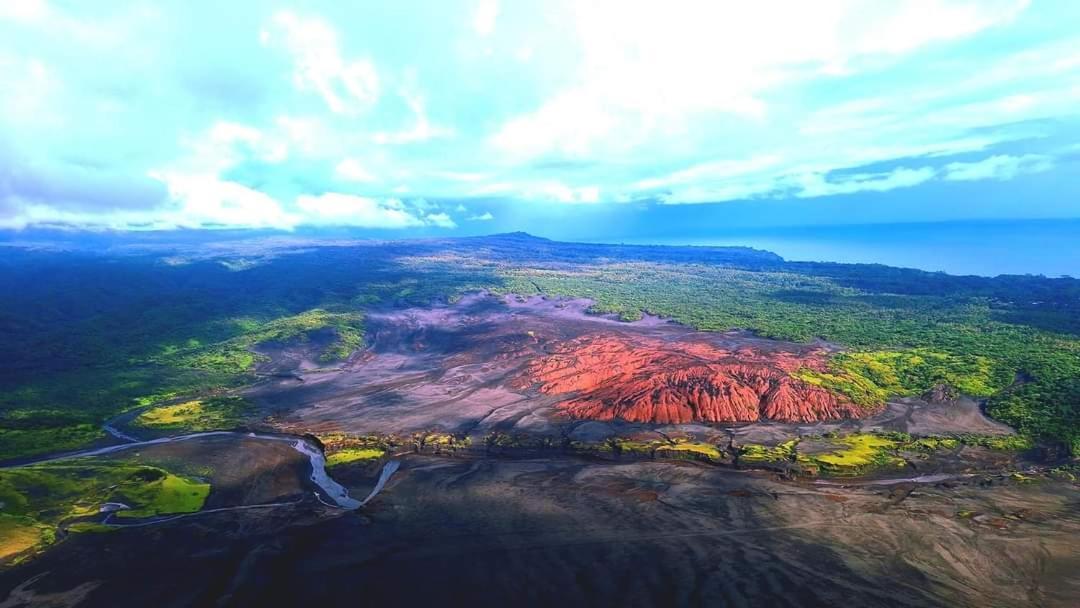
(519, 334), (867, 424)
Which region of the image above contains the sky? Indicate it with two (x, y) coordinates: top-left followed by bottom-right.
(1, 0), (1079, 239)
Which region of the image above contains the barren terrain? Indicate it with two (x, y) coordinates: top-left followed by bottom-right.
(3, 293), (1074, 607)
(250, 293), (1018, 443)
(3, 455), (1077, 607)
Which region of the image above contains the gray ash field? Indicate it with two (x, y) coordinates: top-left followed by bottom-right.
(3, 454), (1077, 607)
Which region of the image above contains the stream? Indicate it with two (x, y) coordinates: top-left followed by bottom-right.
(2, 430), (399, 511)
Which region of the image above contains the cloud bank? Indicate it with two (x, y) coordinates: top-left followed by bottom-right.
(1, 0), (1078, 231)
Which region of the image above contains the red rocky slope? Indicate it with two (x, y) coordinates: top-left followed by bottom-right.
(518, 334), (868, 424)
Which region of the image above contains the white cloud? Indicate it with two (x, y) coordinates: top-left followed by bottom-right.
(490, 89), (621, 159)
(472, 0), (499, 36)
(296, 192), (424, 228)
(468, 211), (494, 221)
(335, 158), (378, 182)
(150, 171), (297, 228)
(2, 0), (1075, 230)
(267, 11), (379, 114)
(424, 211), (457, 228)
(943, 154), (1054, 181)
(490, 0), (1029, 160)
(0, 1), (49, 23)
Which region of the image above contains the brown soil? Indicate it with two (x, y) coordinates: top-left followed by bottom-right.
(516, 333), (867, 424)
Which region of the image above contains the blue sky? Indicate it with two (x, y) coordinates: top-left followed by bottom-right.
(1, 0), (1079, 237)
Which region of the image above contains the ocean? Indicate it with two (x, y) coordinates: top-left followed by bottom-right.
(611, 219), (1080, 278)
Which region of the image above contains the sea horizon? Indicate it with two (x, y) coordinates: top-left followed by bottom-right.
(587, 218), (1080, 278)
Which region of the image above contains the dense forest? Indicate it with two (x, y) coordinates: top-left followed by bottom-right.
(1, 232), (1077, 460)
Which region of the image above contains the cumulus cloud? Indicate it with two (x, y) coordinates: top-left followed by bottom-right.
(152, 171), (297, 228)
(424, 212), (457, 228)
(296, 193), (423, 228)
(468, 211), (494, 221)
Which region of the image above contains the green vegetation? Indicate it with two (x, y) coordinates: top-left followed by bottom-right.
(0, 459), (210, 558)
(495, 261), (1080, 453)
(988, 378), (1080, 456)
(112, 471), (210, 519)
(805, 434), (906, 475)
(134, 396), (251, 431)
(0, 424), (104, 462)
(158, 309), (365, 373)
(319, 433), (398, 466)
(1, 233), (1077, 461)
(0, 515), (53, 563)
(654, 441), (723, 462)
(795, 349), (997, 407)
(785, 432), (1033, 476)
(0, 368), (239, 461)
(600, 438), (724, 462)
(326, 448), (385, 468)
(738, 439), (800, 463)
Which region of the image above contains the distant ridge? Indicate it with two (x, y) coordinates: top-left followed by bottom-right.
(474, 231), (552, 242)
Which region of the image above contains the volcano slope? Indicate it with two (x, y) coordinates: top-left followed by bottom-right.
(3, 292), (1077, 607)
(247, 292), (1007, 444)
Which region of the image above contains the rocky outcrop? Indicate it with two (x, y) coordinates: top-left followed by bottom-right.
(518, 334), (867, 424)
(923, 383), (960, 403)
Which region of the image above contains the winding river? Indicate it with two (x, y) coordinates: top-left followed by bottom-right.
(1, 431), (399, 511)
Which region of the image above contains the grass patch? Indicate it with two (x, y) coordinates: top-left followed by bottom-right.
(0, 459), (211, 556)
(64, 521), (114, 534)
(133, 396), (251, 431)
(806, 434), (906, 476)
(113, 473), (209, 519)
(0, 514), (52, 563)
(325, 448), (385, 468)
(595, 439), (724, 462)
(739, 439), (799, 464)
